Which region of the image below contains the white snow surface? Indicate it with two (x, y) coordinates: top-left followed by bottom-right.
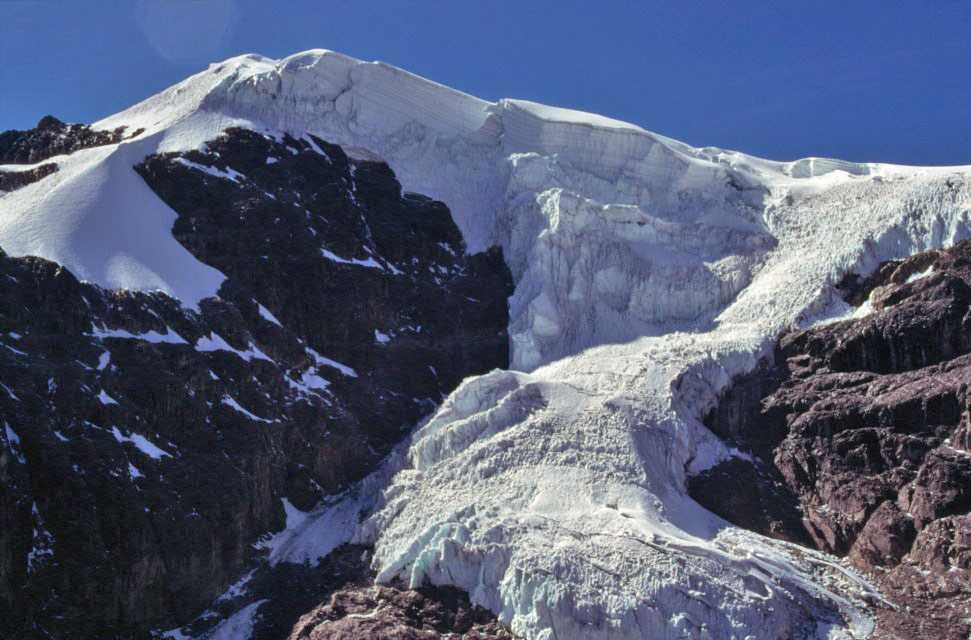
(111, 426), (172, 460)
(195, 331), (274, 363)
(0, 141), (225, 308)
(91, 324), (188, 345)
(255, 495), (363, 567)
(221, 395), (274, 424)
(320, 247), (385, 270)
(3, 49), (971, 639)
(257, 303), (282, 327)
(205, 599), (267, 640)
(306, 347), (357, 377)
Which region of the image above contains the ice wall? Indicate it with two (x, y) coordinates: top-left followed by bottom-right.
(148, 50), (782, 369)
(361, 170), (971, 640)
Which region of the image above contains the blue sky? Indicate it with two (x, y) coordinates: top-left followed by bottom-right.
(1, 1), (969, 165)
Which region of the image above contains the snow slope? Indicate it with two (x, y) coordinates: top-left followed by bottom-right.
(3, 49), (971, 639)
(0, 140), (226, 306)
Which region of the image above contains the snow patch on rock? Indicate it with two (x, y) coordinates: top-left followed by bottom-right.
(195, 332), (274, 363)
(91, 324), (188, 345)
(111, 426), (172, 460)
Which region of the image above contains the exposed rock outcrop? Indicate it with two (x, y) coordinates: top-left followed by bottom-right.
(0, 162), (57, 193)
(690, 241), (971, 638)
(289, 581), (515, 640)
(0, 115), (139, 165)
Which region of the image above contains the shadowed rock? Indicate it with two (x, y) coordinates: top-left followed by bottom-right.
(0, 115), (141, 165)
(0, 163), (58, 192)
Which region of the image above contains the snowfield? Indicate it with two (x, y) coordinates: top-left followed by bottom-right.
(4, 49), (971, 639)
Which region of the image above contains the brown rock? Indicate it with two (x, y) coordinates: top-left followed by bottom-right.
(691, 241), (971, 639)
(289, 584), (515, 640)
(848, 500), (916, 568)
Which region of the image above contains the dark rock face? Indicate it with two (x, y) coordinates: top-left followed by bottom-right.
(289, 581), (514, 640)
(0, 114), (144, 193)
(0, 115), (139, 165)
(0, 163), (58, 193)
(0, 127), (512, 639)
(688, 456), (811, 546)
(135, 128), (512, 450)
(690, 241), (971, 638)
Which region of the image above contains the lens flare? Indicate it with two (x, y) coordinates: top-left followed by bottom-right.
(136, 0), (236, 64)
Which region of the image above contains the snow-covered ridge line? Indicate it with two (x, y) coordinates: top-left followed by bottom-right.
(94, 49), (906, 179)
(4, 47), (963, 328)
(94, 47), (971, 369)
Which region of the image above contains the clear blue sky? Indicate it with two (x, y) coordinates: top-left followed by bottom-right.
(2, 1), (969, 165)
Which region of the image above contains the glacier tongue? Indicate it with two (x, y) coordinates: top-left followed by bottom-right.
(358, 170), (971, 639)
(358, 338), (876, 639)
(6, 48), (971, 638)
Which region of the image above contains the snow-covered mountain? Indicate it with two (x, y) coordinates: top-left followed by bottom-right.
(2, 49), (970, 639)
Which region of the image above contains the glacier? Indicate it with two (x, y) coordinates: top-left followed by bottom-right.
(3, 49), (971, 639)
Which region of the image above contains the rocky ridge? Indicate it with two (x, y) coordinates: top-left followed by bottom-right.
(0, 162), (58, 193)
(0, 115), (145, 194)
(0, 115), (139, 165)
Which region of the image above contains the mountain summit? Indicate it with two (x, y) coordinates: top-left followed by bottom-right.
(2, 49), (970, 639)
